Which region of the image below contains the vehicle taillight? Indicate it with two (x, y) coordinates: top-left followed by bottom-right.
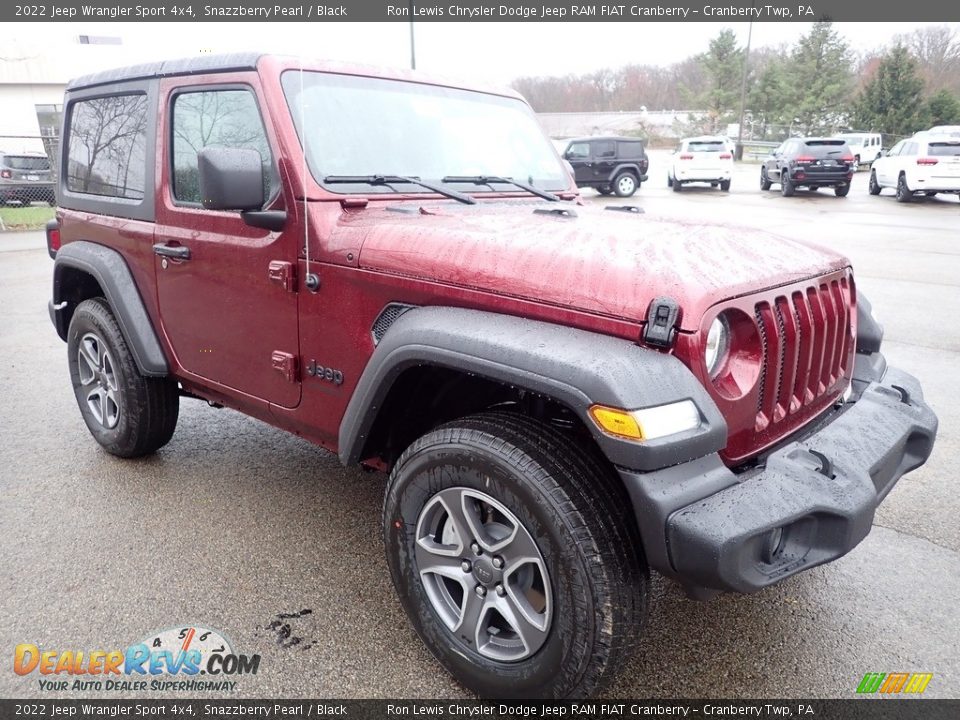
(719, 153), (732, 160)
(679, 154), (693, 160)
(916, 157), (939, 166)
(794, 156), (815, 163)
(0, 169), (11, 179)
(840, 156), (856, 163)
(46, 220), (60, 259)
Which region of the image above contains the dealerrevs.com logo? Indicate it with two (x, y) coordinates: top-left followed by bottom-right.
(13, 625), (260, 692)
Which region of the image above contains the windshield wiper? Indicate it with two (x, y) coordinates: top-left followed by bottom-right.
(442, 175), (560, 202)
(323, 175), (476, 205)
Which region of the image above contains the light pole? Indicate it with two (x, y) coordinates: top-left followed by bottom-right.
(409, 1), (416, 70)
(736, 14), (754, 160)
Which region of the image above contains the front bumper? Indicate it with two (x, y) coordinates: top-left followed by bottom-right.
(619, 360), (937, 594)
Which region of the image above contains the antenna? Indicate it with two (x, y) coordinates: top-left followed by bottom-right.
(300, 62), (319, 292)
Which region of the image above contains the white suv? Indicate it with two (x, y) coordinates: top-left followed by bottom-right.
(836, 132), (883, 169)
(667, 136), (733, 192)
(869, 134), (960, 202)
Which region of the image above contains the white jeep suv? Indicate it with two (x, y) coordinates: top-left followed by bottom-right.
(870, 134), (960, 202)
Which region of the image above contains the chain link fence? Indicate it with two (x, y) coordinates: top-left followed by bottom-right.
(0, 135), (58, 231)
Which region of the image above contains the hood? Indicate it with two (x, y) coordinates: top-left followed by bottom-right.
(342, 201), (849, 331)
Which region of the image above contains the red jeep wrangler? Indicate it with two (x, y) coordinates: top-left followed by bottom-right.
(47, 54), (937, 698)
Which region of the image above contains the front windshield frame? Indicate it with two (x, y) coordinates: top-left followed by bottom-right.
(280, 70), (569, 197)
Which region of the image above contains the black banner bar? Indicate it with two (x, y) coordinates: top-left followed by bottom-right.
(4, 0), (960, 23)
(2, 699), (960, 720)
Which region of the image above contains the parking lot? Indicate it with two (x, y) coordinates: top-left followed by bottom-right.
(1, 152), (958, 699)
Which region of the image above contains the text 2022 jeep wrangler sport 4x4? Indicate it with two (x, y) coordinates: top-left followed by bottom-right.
(47, 54), (937, 699)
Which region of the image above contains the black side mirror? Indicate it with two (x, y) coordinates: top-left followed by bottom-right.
(198, 147), (264, 211)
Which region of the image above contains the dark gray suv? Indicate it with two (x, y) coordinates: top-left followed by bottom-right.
(563, 135), (649, 197)
(0, 151), (55, 205)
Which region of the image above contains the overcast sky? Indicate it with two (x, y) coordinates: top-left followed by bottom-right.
(8, 21), (959, 84)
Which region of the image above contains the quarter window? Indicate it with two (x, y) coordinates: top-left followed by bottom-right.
(66, 94), (148, 199)
(171, 89), (274, 205)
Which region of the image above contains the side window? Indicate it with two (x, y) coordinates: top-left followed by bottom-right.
(66, 94), (148, 199)
(566, 142), (589, 160)
(592, 141), (615, 158)
(887, 141), (904, 157)
(903, 142), (918, 156)
(171, 88), (274, 205)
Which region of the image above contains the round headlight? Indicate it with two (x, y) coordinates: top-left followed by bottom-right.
(705, 315), (730, 377)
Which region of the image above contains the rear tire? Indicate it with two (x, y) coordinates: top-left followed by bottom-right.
(383, 411), (648, 699)
(720, 180), (731, 191)
(613, 172), (638, 197)
(835, 184), (850, 197)
(67, 298), (179, 457)
(672, 177), (682, 192)
(869, 170), (881, 195)
(896, 174), (912, 203)
(781, 175), (795, 197)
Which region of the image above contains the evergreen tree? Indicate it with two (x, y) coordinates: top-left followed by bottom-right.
(926, 89), (960, 126)
(785, 21), (855, 133)
(854, 45), (927, 136)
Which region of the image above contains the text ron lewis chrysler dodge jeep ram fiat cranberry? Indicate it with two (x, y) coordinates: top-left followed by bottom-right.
(46, 54), (938, 699)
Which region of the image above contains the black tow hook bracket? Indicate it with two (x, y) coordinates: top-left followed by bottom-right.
(643, 297), (681, 348)
(891, 384), (912, 405)
(533, 207), (577, 218)
(808, 450), (836, 479)
(605, 205), (645, 214)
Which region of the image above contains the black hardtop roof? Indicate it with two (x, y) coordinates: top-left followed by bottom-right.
(66, 52), (265, 91)
(566, 136), (646, 144)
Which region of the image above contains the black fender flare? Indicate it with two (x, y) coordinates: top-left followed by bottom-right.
(338, 306), (726, 472)
(50, 241), (169, 377)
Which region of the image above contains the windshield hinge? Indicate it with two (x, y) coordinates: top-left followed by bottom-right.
(268, 261), (296, 292)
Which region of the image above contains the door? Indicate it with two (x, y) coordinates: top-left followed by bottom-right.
(590, 140), (617, 183)
(153, 77), (301, 408)
(875, 140), (903, 185)
(564, 141), (593, 184)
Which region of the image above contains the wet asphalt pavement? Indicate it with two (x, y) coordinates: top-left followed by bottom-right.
(1, 154), (958, 699)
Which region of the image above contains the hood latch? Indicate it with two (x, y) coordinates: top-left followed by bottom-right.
(643, 297), (681, 348)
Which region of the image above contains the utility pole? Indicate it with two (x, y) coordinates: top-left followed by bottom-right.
(736, 14), (754, 161)
(409, 0), (416, 70)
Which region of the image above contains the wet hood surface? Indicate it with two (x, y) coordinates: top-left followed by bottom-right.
(344, 201), (850, 330)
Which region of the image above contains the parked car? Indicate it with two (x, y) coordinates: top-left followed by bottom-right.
(562, 135), (649, 197)
(760, 138), (855, 197)
(667, 136), (733, 192)
(0, 150), (55, 205)
(835, 132), (883, 169)
(869, 133), (960, 202)
(47, 53), (937, 699)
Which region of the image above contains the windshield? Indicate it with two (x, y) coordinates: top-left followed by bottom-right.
(3, 155), (50, 171)
(282, 71), (567, 195)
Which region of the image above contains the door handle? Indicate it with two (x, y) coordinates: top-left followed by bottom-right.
(153, 243), (191, 260)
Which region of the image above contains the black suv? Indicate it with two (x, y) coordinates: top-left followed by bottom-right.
(563, 135), (649, 197)
(760, 138), (855, 197)
(0, 150), (55, 205)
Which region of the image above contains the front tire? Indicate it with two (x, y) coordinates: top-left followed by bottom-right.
(67, 298), (179, 457)
(613, 172), (638, 197)
(760, 167), (772, 191)
(383, 412), (648, 699)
